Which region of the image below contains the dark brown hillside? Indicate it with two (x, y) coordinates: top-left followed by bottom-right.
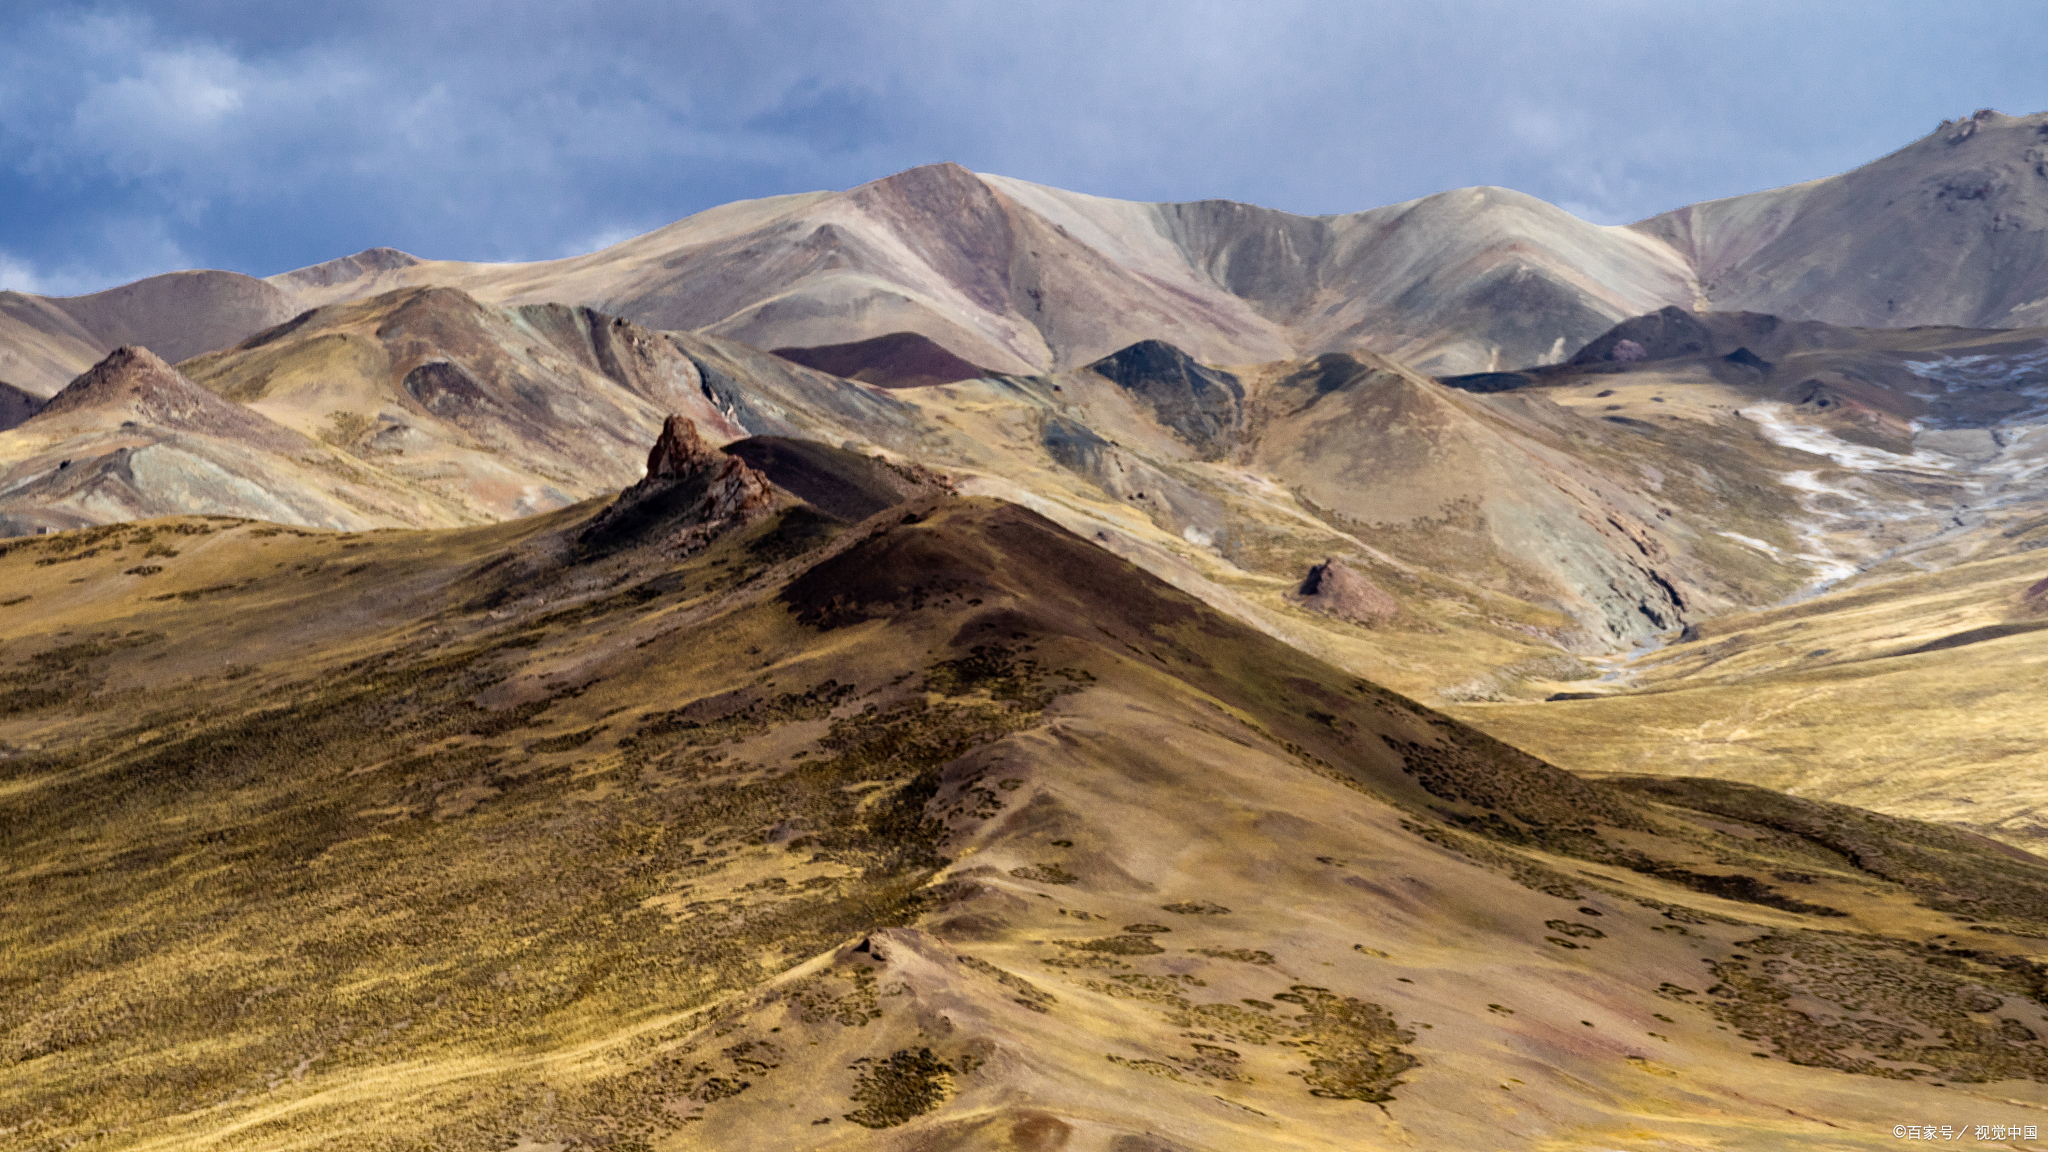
(771, 331), (989, 388)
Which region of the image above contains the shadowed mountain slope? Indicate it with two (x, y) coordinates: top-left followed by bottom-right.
(4, 481), (2048, 1150)
(0, 382), (43, 432)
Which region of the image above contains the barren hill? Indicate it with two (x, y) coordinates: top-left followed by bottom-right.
(1638, 109), (2048, 330)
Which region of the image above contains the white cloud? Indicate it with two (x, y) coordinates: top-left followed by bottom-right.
(0, 251), (45, 294)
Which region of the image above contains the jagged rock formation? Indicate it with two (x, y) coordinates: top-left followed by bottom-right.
(1294, 556), (1399, 626)
(582, 414), (774, 555)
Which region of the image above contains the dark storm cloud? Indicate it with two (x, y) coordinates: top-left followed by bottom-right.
(3, 0), (2045, 293)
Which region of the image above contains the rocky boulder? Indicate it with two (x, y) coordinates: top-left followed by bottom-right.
(1293, 557), (1398, 627)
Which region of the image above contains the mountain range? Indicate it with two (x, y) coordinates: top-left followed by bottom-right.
(4, 109), (2046, 401)
(3, 110), (2048, 1151)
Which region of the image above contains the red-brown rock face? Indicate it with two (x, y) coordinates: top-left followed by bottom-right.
(587, 414), (775, 555)
(1294, 557), (1399, 627)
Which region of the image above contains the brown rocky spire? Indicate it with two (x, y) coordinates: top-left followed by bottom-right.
(584, 415), (774, 555)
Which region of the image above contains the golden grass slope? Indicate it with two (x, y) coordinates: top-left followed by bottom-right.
(1449, 547), (2048, 848)
(5, 492), (2048, 1150)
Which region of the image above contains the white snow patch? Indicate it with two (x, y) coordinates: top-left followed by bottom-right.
(1740, 405), (1953, 473)
(1715, 531), (1780, 556)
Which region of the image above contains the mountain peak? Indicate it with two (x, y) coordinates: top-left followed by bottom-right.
(270, 246), (424, 293)
(43, 345), (200, 416)
(35, 345), (301, 448)
(645, 412), (723, 479)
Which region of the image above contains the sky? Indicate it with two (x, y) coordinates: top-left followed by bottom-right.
(2, 0), (2045, 296)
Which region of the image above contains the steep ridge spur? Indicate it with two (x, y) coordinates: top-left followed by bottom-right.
(6, 442), (2048, 1149)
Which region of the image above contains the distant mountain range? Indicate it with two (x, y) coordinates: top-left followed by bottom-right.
(4, 109), (2046, 399)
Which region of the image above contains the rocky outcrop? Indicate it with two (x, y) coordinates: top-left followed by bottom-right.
(1293, 557), (1398, 627)
(582, 414), (775, 556)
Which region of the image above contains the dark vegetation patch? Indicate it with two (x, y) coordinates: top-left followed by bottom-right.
(1664, 932), (2048, 1083)
(1059, 934), (1166, 956)
(1008, 864), (1078, 885)
(1609, 775), (2048, 932)
(1271, 986), (1417, 1101)
(147, 580), (255, 603)
(1188, 948), (1274, 965)
(844, 1048), (953, 1127)
(1892, 621), (2048, 657)
(528, 726), (603, 753)
(1627, 864), (1846, 916)
(0, 632), (163, 715)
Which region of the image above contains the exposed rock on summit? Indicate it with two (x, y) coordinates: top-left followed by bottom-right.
(582, 414), (774, 555)
(1293, 556), (1399, 627)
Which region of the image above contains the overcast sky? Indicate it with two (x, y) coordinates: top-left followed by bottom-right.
(3, 1), (2045, 295)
